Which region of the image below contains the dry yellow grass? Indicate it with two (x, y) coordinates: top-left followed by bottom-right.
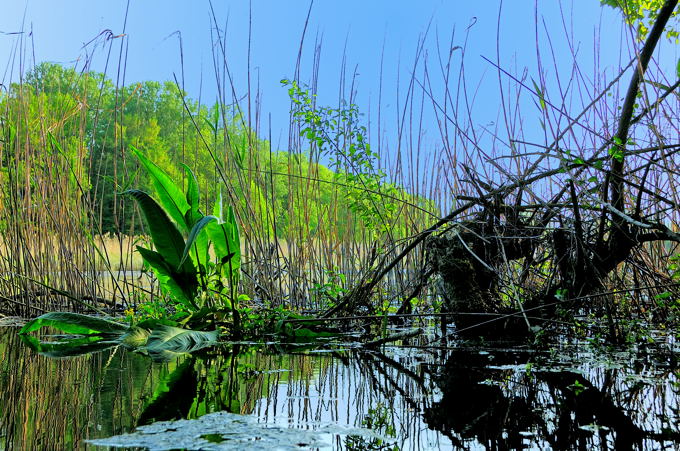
(0, 233), (144, 272)
(93, 234), (145, 271)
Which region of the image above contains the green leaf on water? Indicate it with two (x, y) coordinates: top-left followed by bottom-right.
(119, 326), (153, 348)
(20, 313), (219, 362)
(19, 312), (128, 335)
(144, 325), (219, 352)
(140, 325), (220, 362)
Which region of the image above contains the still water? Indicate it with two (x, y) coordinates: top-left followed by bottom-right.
(0, 326), (678, 450)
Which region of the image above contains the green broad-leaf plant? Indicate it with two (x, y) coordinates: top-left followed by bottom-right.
(18, 312), (219, 362)
(126, 146), (242, 334)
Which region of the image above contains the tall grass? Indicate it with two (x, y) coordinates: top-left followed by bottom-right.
(0, 16), (433, 317)
(0, 2), (678, 330)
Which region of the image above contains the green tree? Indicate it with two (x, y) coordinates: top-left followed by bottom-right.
(601, 0), (679, 39)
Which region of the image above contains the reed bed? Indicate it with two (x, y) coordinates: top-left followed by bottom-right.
(0, 3), (678, 336)
(0, 20), (435, 316)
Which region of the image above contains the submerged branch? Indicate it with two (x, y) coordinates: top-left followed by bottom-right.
(362, 328), (424, 349)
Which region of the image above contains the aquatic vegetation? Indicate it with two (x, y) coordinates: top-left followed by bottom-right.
(5, 325), (680, 449)
(17, 312), (219, 361)
(15, 150), (341, 343)
(345, 402), (399, 450)
(2, 0), (680, 449)
(125, 147), (246, 332)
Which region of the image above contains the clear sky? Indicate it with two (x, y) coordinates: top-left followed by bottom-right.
(2, 1), (670, 194)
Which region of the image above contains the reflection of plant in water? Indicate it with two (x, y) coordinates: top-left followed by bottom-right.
(18, 312), (219, 361)
(137, 347), (258, 424)
(137, 347), (329, 424)
(0, 329), (165, 450)
(345, 402), (399, 451)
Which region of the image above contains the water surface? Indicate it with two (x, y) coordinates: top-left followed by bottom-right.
(0, 326), (678, 450)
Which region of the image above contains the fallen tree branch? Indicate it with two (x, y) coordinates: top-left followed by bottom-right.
(608, 0), (678, 221)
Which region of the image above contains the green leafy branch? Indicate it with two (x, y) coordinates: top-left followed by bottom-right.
(283, 79), (398, 236)
(601, 0), (679, 40)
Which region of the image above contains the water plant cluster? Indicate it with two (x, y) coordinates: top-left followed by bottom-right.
(2, 0), (680, 353)
(2, 1), (680, 450)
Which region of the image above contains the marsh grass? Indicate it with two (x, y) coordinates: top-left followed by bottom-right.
(0, 3), (678, 336)
(0, 6), (438, 317)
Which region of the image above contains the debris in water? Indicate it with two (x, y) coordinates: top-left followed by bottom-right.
(87, 410), (380, 450)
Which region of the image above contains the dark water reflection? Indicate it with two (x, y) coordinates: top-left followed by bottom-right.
(0, 326), (679, 450)
(425, 345), (680, 449)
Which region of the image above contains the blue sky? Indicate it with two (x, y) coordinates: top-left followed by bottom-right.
(2, 1), (668, 195)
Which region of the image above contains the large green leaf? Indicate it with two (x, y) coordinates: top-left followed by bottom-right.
(189, 230), (210, 276)
(180, 164), (210, 270)
(142, 326), (220, 362)
(207, 222), (234, 266)
(19, 334), (118, 358)
(19, 312), (128, 335)
(207, 206), (241, 275)
(182, 164), (210, 268)
(118, 326), (152, 348)
(145, 325), (219, 352)
(212, 190), (224, 221)
(20, 315), (219, 362)
(125, 189), (187, 269)
(180, 215), (217, 268)
(182, 163), (201, 224)
(137, 247), (198, 309)
(131, 146), (190, 232)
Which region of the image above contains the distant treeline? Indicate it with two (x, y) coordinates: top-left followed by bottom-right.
(0, 62), (436, 241)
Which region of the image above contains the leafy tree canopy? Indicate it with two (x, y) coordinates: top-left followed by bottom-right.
(601, 0), (679, 40)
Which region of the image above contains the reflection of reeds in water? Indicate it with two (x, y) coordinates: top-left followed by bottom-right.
(0, 329), (159, 449)
(250, 349), (441, 449)
(3, 328), (679, 449)
(1, 334), (432, 448)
